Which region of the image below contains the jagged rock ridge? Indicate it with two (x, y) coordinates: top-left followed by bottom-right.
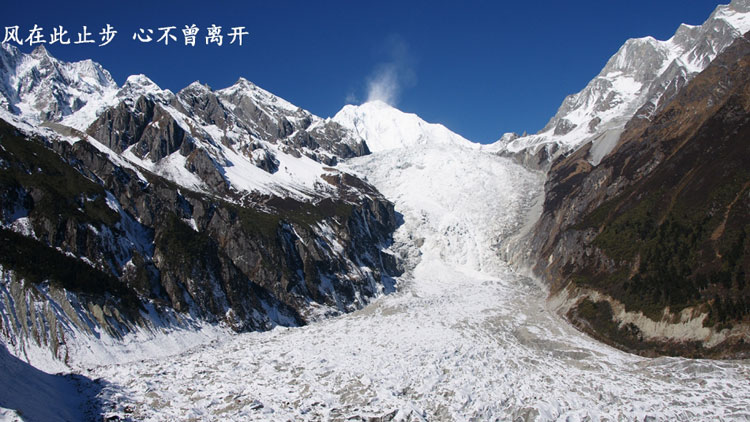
(491, 0), (750, 170)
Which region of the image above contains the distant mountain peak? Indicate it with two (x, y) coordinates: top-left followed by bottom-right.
(234, 76), (255, 87)
(123, 74), (160, 90)
(726, 0), (750, 12)
(333, 100), (476, 152)
(492, 0), (750, 169)
(359, 99), (393, 110)
(0, 43), (118, 125)
(117, 74), (172, 106)
(218, 77), (302, 114)
(30, 44), (49, 58)
(183, 80), (211, 92)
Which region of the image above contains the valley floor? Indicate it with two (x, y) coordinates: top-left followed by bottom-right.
(17, 145), (750, 421)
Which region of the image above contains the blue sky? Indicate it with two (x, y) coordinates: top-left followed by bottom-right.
(3, 0), (725, 143)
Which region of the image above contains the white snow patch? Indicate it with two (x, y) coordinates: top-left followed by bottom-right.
(333, 100), (477, 152)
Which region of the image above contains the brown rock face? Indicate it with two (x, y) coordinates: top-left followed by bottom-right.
(526, 33), (750, 358)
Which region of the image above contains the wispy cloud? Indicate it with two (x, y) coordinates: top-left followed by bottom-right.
(345, 92), (358, 104)
(365, 35), (416, 106)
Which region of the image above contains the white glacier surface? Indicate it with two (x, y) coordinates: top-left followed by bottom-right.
(85, 142), (750, 421)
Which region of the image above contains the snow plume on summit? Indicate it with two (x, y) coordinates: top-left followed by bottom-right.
(366, 65), (400, 105)
(334, 100), (476, 152)
(365, 35), (416, 106)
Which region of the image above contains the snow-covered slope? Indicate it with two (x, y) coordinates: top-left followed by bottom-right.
(333, 100), (477, 152)
(0, 342), (103, 421)
(491, 0), (750, 166)
(0, 44), (117, 125)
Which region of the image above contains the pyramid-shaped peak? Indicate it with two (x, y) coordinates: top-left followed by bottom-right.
(30, 44), (50, 58)
(333, 100), (476, 152)
(124, 74), (159, 87)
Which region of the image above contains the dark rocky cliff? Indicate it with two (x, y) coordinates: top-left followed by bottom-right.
(0, 117), (400, 362)
(524, 33), (750, 358)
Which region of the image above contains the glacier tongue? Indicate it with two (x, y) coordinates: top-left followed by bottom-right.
(90, 142), (750, 421)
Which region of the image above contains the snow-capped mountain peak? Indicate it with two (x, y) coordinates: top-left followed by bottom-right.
(715, 0), (750, 26)
(123, 73), (159, 88)
(179, 80), (212, 97)
(118, 74), (172, 102)
(0, 43), (117, 126)
(333, 100), (477, 152)
(492, 0), (750, 168)
(0, 46), (375, 203)
(218, 77), (302, 115)
(29, 44), (50, 59)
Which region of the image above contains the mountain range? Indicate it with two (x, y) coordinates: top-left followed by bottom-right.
(490, 0), (750, 170)
(1, 0), (749, 394)
(0, 41), (407, 368)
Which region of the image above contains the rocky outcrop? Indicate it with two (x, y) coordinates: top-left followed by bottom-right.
(521, 33), (750, 358)
(87, 96), (193, 161)
(1, 45), (374, 207)
(213, 78), (369, 163)
(78, 74), (373, 200)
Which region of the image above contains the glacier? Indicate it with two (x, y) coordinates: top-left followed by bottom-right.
(81, 103), (750, 421)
